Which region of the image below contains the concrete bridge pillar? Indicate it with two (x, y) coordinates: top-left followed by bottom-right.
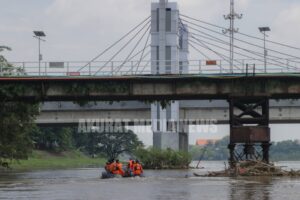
(150, 0), (189, 151)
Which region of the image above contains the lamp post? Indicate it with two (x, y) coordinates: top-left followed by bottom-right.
(259, 27), (270, 73)
(33, 31), (46, 76)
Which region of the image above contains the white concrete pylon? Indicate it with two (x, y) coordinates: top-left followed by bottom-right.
(151, 0), (189, 151)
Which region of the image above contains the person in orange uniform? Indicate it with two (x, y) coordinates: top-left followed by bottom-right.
(133, 160), (143, 176)
(113, 159), (125, 176)
(128, 158), (134, 171)
(125, 159), (135, 177)
(109, 159), (115, 174)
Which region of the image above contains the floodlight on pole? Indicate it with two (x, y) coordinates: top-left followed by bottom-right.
(259, 27), (270, 73)
(33, 31), (46, 76)
(223, 0), (243, 74)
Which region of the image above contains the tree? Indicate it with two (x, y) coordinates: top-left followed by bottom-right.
(83, 127), (143, 159)
(31, 127), (74, 152)
(0, 47), (40, 168)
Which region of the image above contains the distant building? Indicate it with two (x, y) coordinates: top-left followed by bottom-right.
(196, 139), (220, 146)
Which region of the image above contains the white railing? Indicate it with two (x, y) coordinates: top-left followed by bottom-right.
(1, 59), (300, 77)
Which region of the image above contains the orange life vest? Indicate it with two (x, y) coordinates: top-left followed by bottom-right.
(109, 162), (116, 173)
(129, 160), (134, 171)
(113, 162), (124, 176)
(134, 163), (143, 175)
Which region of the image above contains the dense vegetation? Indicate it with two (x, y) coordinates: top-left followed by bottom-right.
(270, 140), (300, 161)
(135, 148), (191, 169)
(0, 125), (144, 169)
(75, 127), (144, 159)
(189, 136), (300, 161)
(0, 46), (40, 168)
(32, 127), (143, 157)
(0, 45), (143, 168)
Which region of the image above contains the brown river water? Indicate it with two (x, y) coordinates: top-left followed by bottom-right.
(0, 161), (300, 200)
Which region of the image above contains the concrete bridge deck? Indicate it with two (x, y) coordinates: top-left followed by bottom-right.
(37, 100), (300, 125)
(2, 74), (300, 101)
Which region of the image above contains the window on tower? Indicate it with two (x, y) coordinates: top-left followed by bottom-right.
(166, 8), (171, 32)
(166, 46), (171, 73)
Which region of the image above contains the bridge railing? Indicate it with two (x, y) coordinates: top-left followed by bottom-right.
(1, 58), (300, 77)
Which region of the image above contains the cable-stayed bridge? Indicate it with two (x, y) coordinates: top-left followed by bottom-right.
(1, 0), (300, 164)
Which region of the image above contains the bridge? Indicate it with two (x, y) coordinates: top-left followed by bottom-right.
(37, 100), (300, 125)
(2, 0), (300, 164)
(1, 75), (300, 101)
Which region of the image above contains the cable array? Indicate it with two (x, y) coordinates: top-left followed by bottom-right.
(179, 13), (300, 72)
(80, 12), (300, 75)
(78, 16), (151, 75)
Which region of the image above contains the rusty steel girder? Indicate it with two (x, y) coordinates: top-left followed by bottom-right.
(231, 126), (270, 143)
(228, 97), (271, 166)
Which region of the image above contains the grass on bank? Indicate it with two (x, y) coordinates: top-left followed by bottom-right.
(8, 150), (106, 171)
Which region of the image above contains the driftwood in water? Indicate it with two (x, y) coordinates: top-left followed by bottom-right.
(196, 161), (300, 177)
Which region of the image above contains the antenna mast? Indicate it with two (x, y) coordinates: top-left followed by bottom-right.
(223, 0), (243, 73)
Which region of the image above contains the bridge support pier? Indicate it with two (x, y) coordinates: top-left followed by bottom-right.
(228, 97), (271, 167)
(153, 131), (188, 151)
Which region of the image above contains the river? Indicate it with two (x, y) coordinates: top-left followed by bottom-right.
(0, 161), (300, 200)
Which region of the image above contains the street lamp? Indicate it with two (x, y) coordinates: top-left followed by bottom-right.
(33, 31), (46, 76)
(259, 27), (270, 73)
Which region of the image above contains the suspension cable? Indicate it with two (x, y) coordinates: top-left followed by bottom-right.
(189, 42), (210, 60)
(189, 32), (299, 70)
(191, 34), (297, 70)
(181, 18), (300, 60)
(77, 16), (150, 72)
(93, 20), (150, 75)
(135, 31), (151, 74)
(115, 25), (151, 73)
(189, 37), (241, 70)
(180, 14), (300, 51)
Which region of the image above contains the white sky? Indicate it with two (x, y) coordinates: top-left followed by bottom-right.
(1, 0), (300, 62)
(1, 0), (300, 144)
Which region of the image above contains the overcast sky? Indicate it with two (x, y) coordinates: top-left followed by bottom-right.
(1, 0), (300, 62)
(1, 0), (300, 144)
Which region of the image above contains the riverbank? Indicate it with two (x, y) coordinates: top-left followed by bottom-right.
(6, 150), (106, 171)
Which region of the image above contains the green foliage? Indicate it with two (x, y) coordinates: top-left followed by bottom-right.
(31, 127), (74, 153)
(0, 99), (39, 168)
(0, 47), (40, 168)
(76, 127), (143, 159)
(134, 147), (191, 169)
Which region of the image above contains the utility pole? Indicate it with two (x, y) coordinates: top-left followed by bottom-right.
(223, 0), (242, 74)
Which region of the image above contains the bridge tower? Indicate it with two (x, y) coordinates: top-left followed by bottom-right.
(150, 0), (189, 151)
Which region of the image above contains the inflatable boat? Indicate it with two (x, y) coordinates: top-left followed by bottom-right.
(101, 171), (143, 179)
